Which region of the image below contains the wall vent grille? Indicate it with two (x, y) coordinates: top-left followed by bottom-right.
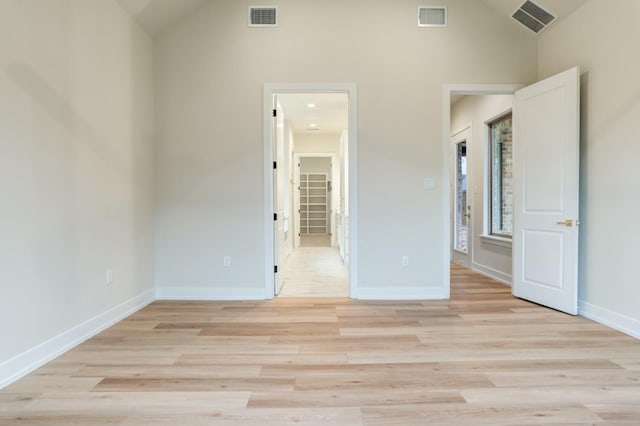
(249, 6), (277, 27)
(418, 6), (447, 27)
(512, 1), (556, 34)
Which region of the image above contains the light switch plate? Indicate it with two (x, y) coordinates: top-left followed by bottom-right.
(423, 178), (435, 190)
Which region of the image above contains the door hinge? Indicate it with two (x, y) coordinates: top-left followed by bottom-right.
(274, 265), (278, 274)
(273, 213), (277, 221)
(273, 161), (277, 169)
(272, 109), (277, 117)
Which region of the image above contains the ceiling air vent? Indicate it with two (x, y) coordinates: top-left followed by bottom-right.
(512, 1), (556, 34)
(418, 6), (447, 27)
(249, 6), (277, 27)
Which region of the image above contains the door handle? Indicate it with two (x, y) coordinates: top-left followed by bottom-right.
(556, 219), (580, 227)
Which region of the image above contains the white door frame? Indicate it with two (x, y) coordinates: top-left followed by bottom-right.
(294, 153), (339, 248)
(442, 84), (523, 298)
(263, 83), (358, 299)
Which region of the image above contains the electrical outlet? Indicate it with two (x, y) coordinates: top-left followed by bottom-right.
(223, 256), (231, 267)
(106, 269), (113, 284)
(402, 256), (409, 267)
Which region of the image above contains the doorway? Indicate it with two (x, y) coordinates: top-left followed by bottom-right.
(280, 151), (348, 297)
(443, 67), (581, 315)
(443, 84), (522, 302)
(263, 84), (358, 299)
(450, 127), (471, 268)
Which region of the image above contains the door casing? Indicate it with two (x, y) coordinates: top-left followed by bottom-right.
(442, 84), (524, 299)
(443, 75), (580, 315)
(263, 83), (358, 299)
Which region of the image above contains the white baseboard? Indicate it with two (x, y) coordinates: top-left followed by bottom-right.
(156, 286), (266, 300)
(471, 262), (512, 286)
(356, 286), (447, 300)
(0, 289), (155, 390)
(578, 300), (640, 340)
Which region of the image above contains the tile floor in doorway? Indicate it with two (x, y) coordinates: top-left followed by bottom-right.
(279, 236), (348, 297)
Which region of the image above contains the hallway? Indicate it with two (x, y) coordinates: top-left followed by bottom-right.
(279, 238), (348, 297)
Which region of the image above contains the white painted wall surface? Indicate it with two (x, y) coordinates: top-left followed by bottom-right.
(295, 133), (341, 154)
(0, 0), (154, 385)
(538, 0), (640, 333)
(451, 95), (514, 283)
(153, 0), (537, 297)
(300, 157), (331, 175)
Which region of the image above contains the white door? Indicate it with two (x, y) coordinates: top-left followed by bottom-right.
(450, 127), (471, 268)
(272, 96), (283, 296)
(512, 67), (580, 315)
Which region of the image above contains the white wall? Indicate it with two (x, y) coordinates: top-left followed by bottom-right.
(451, 95), (514, 283)
(295, 133), (341, 154)
(538, 0), (640, 334)
(0, 0), (155, 386)
(300, 157), (332, 175)
(153, 0), (537, 299)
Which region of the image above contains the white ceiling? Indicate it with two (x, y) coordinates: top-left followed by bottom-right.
(277, 93), (348, 135)
(480, 0), (587, 35)
(116, 0), (209, 35)
(119, 0), (588, 37)
(117, 1), (587, 132)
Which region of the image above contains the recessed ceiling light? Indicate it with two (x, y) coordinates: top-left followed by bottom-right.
(309, 123), (318, 128)
(307, 103), (316, 109)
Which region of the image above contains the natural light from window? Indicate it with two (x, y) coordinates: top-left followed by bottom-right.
(489, 113), (513, 237)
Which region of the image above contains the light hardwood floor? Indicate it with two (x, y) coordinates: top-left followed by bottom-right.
(1, 264), (640, 425)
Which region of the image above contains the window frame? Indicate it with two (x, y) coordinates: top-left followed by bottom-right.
(486, 110), (513, 239)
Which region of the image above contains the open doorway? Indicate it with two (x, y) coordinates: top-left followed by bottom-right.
(448, 92), (516, 283)
(263, 85), (358, 299)
(444, 67), (581, 315)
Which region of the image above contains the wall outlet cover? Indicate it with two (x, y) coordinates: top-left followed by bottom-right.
(423, 178), (435, 190)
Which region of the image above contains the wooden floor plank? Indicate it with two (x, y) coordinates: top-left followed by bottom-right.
(1, 263), (639, 425)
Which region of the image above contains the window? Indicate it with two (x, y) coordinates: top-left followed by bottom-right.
(489, 113), (513, 237)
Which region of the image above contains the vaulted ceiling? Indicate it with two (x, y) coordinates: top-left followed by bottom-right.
(118, 0), (587, 37)
(116, 0), (209, 35)
(116, 0), (587, 134)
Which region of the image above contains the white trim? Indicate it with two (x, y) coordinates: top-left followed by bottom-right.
(357, 286), (447, 300)
(579, 301), (640, 340)
(264, 83), (358, 300)
(442, 84), (524, 298)
(479, 234), (512, 248)
(156, 286), (265, 301)
(0, 290), (155, 390)
(451, 124), (471, 139)
(471, 262), (512, 286)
